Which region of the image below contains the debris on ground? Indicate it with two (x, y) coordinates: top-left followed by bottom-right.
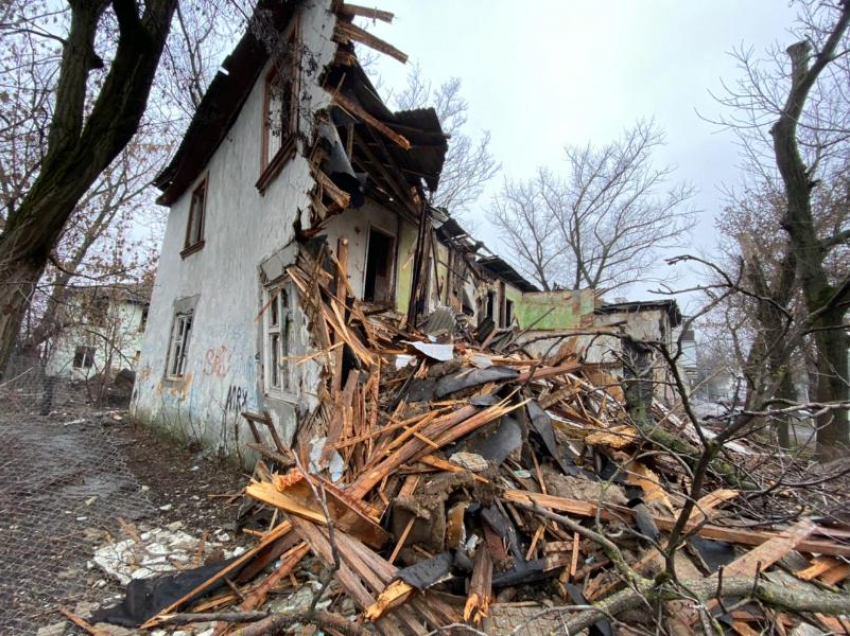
(91, 245), (850, 635)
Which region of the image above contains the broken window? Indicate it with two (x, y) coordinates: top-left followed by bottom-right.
(184, 179), (207, 253)
(73, 346), (95, 369)
(264, 282), (295, 394)
(166, 310), (193, 378)
(363, 226), (395, 304)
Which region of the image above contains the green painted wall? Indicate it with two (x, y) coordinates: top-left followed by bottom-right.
(515, 290), (595, 330)
(395, 221), (418, 313)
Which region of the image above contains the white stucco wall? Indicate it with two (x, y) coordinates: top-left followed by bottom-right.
(132, 0), (338, 460)
(47, 299), (147, 379)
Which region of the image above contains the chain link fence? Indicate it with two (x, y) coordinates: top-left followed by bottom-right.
(0, 360), (157, 634)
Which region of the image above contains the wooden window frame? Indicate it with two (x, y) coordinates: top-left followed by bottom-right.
(181, 176), (207, 258)
(165, 310), (194, 379)
(263, 281), (296, 398)
(256, 25), (301, 193)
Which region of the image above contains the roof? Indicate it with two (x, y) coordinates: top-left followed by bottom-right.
(326, 60), (447, 192)
(66, 283), (152, 305)
(155, 0), (301, 205)
(476, 256), (539, 293)
(431, 209), (539, 292)
(154, 1), (447, 206)
(595, 299), (683, 327)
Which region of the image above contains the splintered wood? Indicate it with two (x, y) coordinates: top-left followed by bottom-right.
(135, 243), (850, 635)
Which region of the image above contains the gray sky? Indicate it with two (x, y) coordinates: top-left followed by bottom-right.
(362, 1), (798, 306)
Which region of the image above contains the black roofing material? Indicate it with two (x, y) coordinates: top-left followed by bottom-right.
(434, 366), (520, 398)
(91, 558), (242, 627)
(477, 255), (539, 293)
(395, 552), (453, 590)
(465, 415), (522, 465)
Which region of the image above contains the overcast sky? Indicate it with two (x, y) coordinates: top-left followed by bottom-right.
(362, 1), (799, 307)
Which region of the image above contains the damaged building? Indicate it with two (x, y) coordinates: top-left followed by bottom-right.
(133, 0), (533, 457)
(134, 0), (688, 460)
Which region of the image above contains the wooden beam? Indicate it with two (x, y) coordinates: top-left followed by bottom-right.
(330, 91), (411, 150)
(336, 21), (407, 63)
(338, 3), (394, 23)
(504, 490), (850, 558)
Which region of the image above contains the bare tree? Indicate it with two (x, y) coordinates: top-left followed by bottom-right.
(714, 0), (850, 454)
(0, 0), (180, 379)
(490, 120), (696, 293)
(388, 63), (500, 215)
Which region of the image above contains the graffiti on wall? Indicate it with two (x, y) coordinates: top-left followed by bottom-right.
(225, 384), (249, 414)
(203, 345), (229, 378)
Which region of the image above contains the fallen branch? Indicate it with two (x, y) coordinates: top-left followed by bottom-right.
(561, 575), (850, 634)
(155, 609), (365, 635)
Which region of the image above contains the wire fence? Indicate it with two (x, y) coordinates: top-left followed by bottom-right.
(0, 397), (156, 633)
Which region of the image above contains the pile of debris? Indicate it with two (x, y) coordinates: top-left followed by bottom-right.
(93, 244), (850, 635)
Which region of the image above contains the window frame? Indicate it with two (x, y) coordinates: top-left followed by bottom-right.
(73, 345), (95, 370)
(165, 310), (194, 379)
(263, 280), (296, 398)
(181, 177), (207, 258)
(256, 25), (301, 193)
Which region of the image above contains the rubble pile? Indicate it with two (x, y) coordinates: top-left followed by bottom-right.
(95, 245), (850, 635)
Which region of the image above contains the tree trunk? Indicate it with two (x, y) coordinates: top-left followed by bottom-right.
(770, 17), (850, 456)
(0, 0), (177, 380)
(813, 310), (850, 455)
(0, 260), (45, 376)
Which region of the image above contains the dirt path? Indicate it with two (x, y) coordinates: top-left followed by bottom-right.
(0, 406), (245, 634)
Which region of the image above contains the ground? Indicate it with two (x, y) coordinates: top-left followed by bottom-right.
(0, 403), (246, 635)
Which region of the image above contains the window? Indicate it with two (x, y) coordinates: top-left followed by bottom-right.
(486, 290), (496, 321)
(363, 226), (395, 304)
(166, 310), (193, 378)
(264, 283), (295, 394)
(183, 179), (206, 256)
(503, 299), (514, 328)
(256, 27), (299, 192)
(138, 306), (149, 332)
(87, 297), (107, 327)
(265, 72), (295, 166)
(73, 346), (95, 369)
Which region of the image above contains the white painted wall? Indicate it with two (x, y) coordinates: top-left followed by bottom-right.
(46, 299), (147, 379)
(133, 0), (338, 460)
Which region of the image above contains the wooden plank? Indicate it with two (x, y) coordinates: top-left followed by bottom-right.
(336, 21), (407, 63)
(503, 490), (850, 557)
(338, 3), (394, 22)
(330, 91), (411, 150)
(464, 544), (493, 624)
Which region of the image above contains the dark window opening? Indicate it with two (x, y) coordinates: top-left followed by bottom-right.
(138, 306), (149, 332)
(73, 346), (95, 369)
(503, 299), (514, 327)
(486, 291), (496, 321)
(363, 227), (395, 304)
(185, 179), (207, 251)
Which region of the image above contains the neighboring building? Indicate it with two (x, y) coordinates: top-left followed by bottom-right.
(45, 285), (150, 380)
